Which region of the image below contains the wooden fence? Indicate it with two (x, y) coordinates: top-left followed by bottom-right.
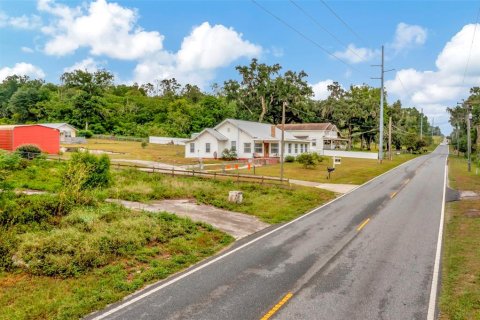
(111, 162), (289, 185)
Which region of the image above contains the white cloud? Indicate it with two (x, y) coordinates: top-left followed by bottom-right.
(311, 79), (334, 100)
(386, 24), (480, 132)
(0, 11), (42, 29)
(21, 46), (34, 53)
(0, 62), (45, 81)
(63, 57), (104, 72)
(176, 22), (261, 71)
(391, 22), (427, 52)
(38, 0), (163, 60)
(333, 44), (379, 64)
(134, 22), (262, 88)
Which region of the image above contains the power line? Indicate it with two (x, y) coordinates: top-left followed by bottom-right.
(288, 0), (364, 61)
(462, 6), (480, 85)
(319, 0), (368, 46)
(251, 0), (360, 72)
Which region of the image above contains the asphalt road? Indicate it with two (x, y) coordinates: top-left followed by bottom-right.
(89, 144), (448, 320)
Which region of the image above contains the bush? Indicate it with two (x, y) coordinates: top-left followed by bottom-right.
(284, 155), (295, 163)
(296, 153), (319, 168)
(0, 229), (18, 271)
(0, 151), (21, 170)
(67, 152), (112, 189)
(77, 130), (93, 138)
(141, 141), (148, 149)
(15, 145), (42, 159)
(221, 148), (237, 160)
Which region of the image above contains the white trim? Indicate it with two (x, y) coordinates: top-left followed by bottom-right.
(427, 151), (448, 320)
(90, 155), (421, 320)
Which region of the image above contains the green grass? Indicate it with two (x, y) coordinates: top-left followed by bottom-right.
(238, 153), (417, 185)
(108, 169), (335, 224)
(440, 154), (480, 320)
(0, 201), (233, 320)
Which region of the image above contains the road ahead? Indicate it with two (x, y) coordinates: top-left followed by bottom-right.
(90, 144), (448, 320)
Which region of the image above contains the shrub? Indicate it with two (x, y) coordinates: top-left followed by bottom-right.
(0, 151), (21, 170)
(141, 141), (148, 149)
(296, 153), (318, 168)
(284, 155), (295, 163)
(78, 129), (93, 138)
(67, 152), (112, 189)
(15, 145), (42, 160)
(221, 148), (237, 160)
(0, 229), (18, 271)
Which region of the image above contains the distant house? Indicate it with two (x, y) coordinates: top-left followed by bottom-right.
(279, 123), (348, 152)
(0, 124), (60, 154)
(185, 119), (309, 159)
(41, 123), (78, 142)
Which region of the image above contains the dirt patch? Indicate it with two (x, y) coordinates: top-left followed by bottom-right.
(465, 209), (480, 218)
(106, 198), (269, 239)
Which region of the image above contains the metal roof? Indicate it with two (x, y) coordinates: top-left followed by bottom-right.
(41, 123), (77, 130)
(218, 119), (301, 141)
(279, 123), (338, 131)
(186, 128), (228, 142)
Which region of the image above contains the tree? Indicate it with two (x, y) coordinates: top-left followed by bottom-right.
(224, 58), (281, 122)
(60, 70), (113, 96)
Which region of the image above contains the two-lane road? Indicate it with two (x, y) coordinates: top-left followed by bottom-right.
(89, 144), (448, 320)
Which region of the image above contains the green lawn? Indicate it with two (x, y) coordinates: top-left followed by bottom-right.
(440, 154), (480, 320)
(238, 153), (417, 185)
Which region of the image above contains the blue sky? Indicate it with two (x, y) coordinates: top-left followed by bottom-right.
(1, 0), (479, 134)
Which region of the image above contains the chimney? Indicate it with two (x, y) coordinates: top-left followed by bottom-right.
(271, 125), (276, 138)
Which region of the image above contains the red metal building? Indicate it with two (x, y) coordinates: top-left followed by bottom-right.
(0, 125), (60, 154)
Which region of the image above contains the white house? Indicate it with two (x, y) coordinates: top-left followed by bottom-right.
(185, 119), (310, 159)
(41, 123), (78, 142)
(280, 123), (348, 152)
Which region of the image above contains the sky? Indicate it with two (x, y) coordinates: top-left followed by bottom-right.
(1, 0), (479, 135)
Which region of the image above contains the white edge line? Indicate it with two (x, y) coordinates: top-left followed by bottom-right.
(427, 149), (448, 320)
(91, 154), (423, 320)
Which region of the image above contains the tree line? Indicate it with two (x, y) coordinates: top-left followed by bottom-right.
(0, 58), (440, 151)
(447, 87), (479, 155)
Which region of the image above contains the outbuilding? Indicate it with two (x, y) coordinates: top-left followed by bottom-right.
(0, 124), (60, 154)
(41, 123), (78, 142)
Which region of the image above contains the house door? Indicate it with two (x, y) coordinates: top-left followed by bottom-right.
(264, 143), (269, 158)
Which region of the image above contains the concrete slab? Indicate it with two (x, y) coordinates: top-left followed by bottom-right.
(289, 179), (358, 194)
(106, 199), (269, 239)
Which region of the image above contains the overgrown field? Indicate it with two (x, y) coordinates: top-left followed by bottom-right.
(0, 150), (335, 319)
(440, 155), (480, 320)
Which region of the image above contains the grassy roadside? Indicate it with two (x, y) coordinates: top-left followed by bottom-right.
(440, 154), (480, 320)
(238, 153), (417, 185)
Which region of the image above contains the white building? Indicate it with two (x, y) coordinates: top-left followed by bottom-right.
(41, 123), (78, 142)
(185, 119), (310, 159)
(280, 123), (347, 152)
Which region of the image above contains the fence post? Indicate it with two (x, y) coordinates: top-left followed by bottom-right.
(214, 172), (216, 180)
(261, 176), (264, 185)
(172, 167), (174, 176)
(237, 173), (240, 182)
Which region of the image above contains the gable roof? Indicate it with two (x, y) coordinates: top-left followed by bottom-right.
(41, 123), (78, 131)
(279, 123), (338, 131)
(216, 119), (299, 140)
(0, 124), (58, 131)
(187, 128), (228, 142)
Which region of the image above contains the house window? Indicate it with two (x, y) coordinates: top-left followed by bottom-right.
(205, 143), (211, 153)
(65, 131), (71, 138)
(231, 141), (236, 151)
(304, 144), (308, 152)
(312, 141), (316, 147)
(294, 144), (298, 153)
(254, 143), (263, 153)
(271, 143), (279, 154)
(190, 143), (195, 153)
(244, 143), (251, 153)
(288, 143), (292, 153)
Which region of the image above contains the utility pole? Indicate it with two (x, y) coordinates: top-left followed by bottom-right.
(420, 108), (423, 140)
(388, 116), (392, 160)
(371, 45), (394, 163)
(467, 103), (472, 172)
(431, 117), (434, 140)
(280, 101), (286, 181)
(456, 124), (460, 156)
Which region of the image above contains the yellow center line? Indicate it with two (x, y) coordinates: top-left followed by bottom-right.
(390, 191), (398, 199)
(260, 292), (293, 320)
(403, 178), (410, 185)
(356, 218), (370, 231)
